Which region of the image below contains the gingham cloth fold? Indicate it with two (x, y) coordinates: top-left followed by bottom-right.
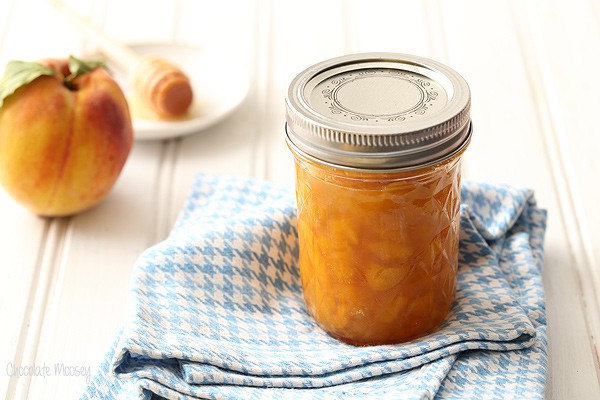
(82, 173), (548, 400)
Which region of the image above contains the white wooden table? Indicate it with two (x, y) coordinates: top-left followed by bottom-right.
(1, 0), (599, 398)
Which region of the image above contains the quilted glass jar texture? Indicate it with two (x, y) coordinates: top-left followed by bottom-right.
(285, 53), (472, 345)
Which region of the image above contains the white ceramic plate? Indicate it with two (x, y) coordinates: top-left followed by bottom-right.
(113, 44), (249, 140)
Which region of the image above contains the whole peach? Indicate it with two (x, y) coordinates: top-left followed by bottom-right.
(0, 57), (133, 216)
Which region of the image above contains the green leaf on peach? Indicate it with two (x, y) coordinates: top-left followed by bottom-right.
(65, 55), (106, 83)
(0, 61), (55, 108)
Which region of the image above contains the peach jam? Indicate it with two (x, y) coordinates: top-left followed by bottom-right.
(285, 53), (472, 345)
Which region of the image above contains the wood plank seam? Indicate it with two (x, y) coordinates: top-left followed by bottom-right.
(509, 0), (600, 379)
(422, 0), (474, 179)
(2, 219), (50, 400)
(251, 0), (273, 180)
(152, 139), (182, 243)
(25, 217), (77, 398)
(6, 218), (71, 400)
(423, 0), (449, 64)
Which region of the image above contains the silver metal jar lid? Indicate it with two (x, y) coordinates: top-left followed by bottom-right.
(285, 52), (472, 170)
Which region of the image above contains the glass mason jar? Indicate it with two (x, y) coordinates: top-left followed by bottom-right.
(285, 53), (472, 346)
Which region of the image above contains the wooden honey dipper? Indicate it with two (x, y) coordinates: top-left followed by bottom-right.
(54, 1), (193, 118)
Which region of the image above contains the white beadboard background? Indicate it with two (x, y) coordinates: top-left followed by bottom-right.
(0, 0), (599, 398)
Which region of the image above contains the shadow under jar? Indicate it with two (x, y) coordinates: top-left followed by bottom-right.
(285, 53), (472, 346)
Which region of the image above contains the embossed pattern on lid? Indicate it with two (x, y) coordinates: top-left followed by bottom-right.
(285, 53), (472, 170)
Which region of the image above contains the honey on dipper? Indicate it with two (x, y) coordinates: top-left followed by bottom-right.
(133, 56), (193, 118)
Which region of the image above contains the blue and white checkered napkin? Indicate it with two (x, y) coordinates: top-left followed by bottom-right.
(82, 173), (548, 400)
